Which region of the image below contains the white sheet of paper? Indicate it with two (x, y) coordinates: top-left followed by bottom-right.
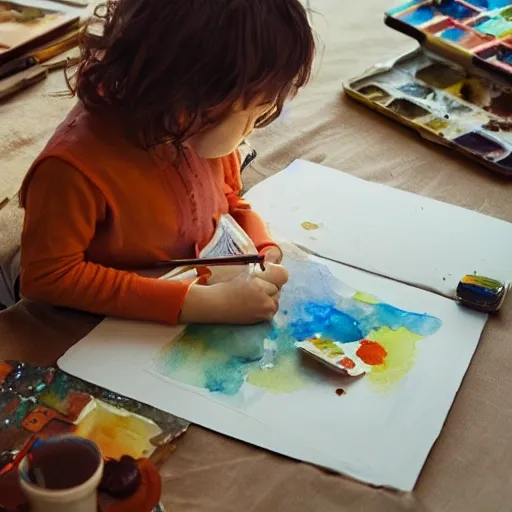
(59, 160), (505, 490)
(244, 160), (512, 296)
(59, 251), (487, 491)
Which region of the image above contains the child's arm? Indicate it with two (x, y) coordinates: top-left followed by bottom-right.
(20, 159), (193, 324)
(221, 153), (283, 262)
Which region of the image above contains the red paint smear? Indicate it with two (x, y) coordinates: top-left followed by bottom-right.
(339, 357), (355, 370)
(356, 340), (387, 365)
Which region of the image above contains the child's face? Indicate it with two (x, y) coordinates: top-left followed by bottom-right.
(189, 101), (274, 159)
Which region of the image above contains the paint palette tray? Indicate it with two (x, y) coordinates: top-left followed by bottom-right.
(385, 0), (512, 81)
(344, 46), (512, 175)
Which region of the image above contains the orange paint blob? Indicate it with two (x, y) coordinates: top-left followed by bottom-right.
(356, 340), (387, 365)
(339, 357), (355, 369)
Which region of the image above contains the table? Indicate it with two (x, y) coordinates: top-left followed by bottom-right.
(1, 0), (512, 510)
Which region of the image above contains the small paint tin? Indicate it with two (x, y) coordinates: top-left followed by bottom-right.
(456, 275), (508, 313)
(296, 337), (369, 377)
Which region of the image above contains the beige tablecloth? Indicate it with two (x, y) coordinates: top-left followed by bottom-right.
(1, 1), (512, 510)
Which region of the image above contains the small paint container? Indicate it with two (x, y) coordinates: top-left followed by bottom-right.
(456, 275), (508, 313)
(296, 337), (370, 377)
(18, 436), (104, 512)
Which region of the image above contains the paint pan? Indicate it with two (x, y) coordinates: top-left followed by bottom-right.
(453, 131), (507, 159)
(398, 4), (440, 27)
(344, 47), (512, 176)
(387, 98), (431, 119)
(444, 77), (493, 109)
(416, 63), (466, 88)
(356, 84), (392, 103)
(398, 82), (435, 98)
(484, 89), (512, 117)
(295, 337), (369, 377)
(422, 117), (451, 133)
(473, 16), (512, 37)
(436, 1), (479, 21)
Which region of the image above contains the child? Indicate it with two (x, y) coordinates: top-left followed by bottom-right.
(17, 0), (315, 325)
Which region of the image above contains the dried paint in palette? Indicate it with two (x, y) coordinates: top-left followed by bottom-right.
(453, 131), (507, 158)
(344, 47), (512, 175)
(386, 0), (512, 78)
(416, 62), (466, 88)
(295, 337), (370, 377)
(388, 98), (431, 118)
(0, 361), (189, 477)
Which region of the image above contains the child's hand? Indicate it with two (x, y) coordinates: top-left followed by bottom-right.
(180, 263), (288, 324)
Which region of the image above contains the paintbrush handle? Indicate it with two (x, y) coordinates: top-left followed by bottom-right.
(158, 254), (265, 270)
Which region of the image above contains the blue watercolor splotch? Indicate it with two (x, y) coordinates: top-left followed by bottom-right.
(157, 257), (442, 396)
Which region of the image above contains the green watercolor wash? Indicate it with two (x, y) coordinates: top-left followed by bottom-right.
(247, 355), (309, 393)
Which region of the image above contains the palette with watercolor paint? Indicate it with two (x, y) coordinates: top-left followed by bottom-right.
(296, 336), (373, 377)
(385, 0), (512, 80)
(0, 361), (189, 478)
(344, 46), (512, 175)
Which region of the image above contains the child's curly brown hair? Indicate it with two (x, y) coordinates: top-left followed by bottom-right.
(70, 0), (315, 149)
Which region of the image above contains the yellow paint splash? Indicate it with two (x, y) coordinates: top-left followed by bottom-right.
(365, 326), (423, 393)
(247, 356), (310, 393)
(353, 292), (379, 305)
(75, 400), (162, 460)
(301, 221), (320, 231)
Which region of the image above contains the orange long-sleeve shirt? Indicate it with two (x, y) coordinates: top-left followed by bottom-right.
(19, 103), (275, 324)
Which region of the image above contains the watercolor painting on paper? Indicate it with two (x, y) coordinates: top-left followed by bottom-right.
(152, 249), (443, 402)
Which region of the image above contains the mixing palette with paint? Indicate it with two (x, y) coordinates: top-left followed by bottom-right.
(344, 48), (512, 174)
(385, 0), (512, 79)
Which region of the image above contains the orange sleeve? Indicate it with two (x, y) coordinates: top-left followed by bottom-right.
(222, 152), (278, 253)
(20, 159), (191, 324)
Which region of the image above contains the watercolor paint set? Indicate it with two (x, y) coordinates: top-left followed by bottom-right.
(385, 0), (512, 80)
(344, 1), (512, 176)
(344, 47), (512, 175)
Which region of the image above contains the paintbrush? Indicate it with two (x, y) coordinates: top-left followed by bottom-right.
(0, 436), (37, 477)
(0, 29), (80, 81)
(156, 254), (266, 271)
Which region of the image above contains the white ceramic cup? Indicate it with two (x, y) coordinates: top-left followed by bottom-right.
(18, 436), (104, 512)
